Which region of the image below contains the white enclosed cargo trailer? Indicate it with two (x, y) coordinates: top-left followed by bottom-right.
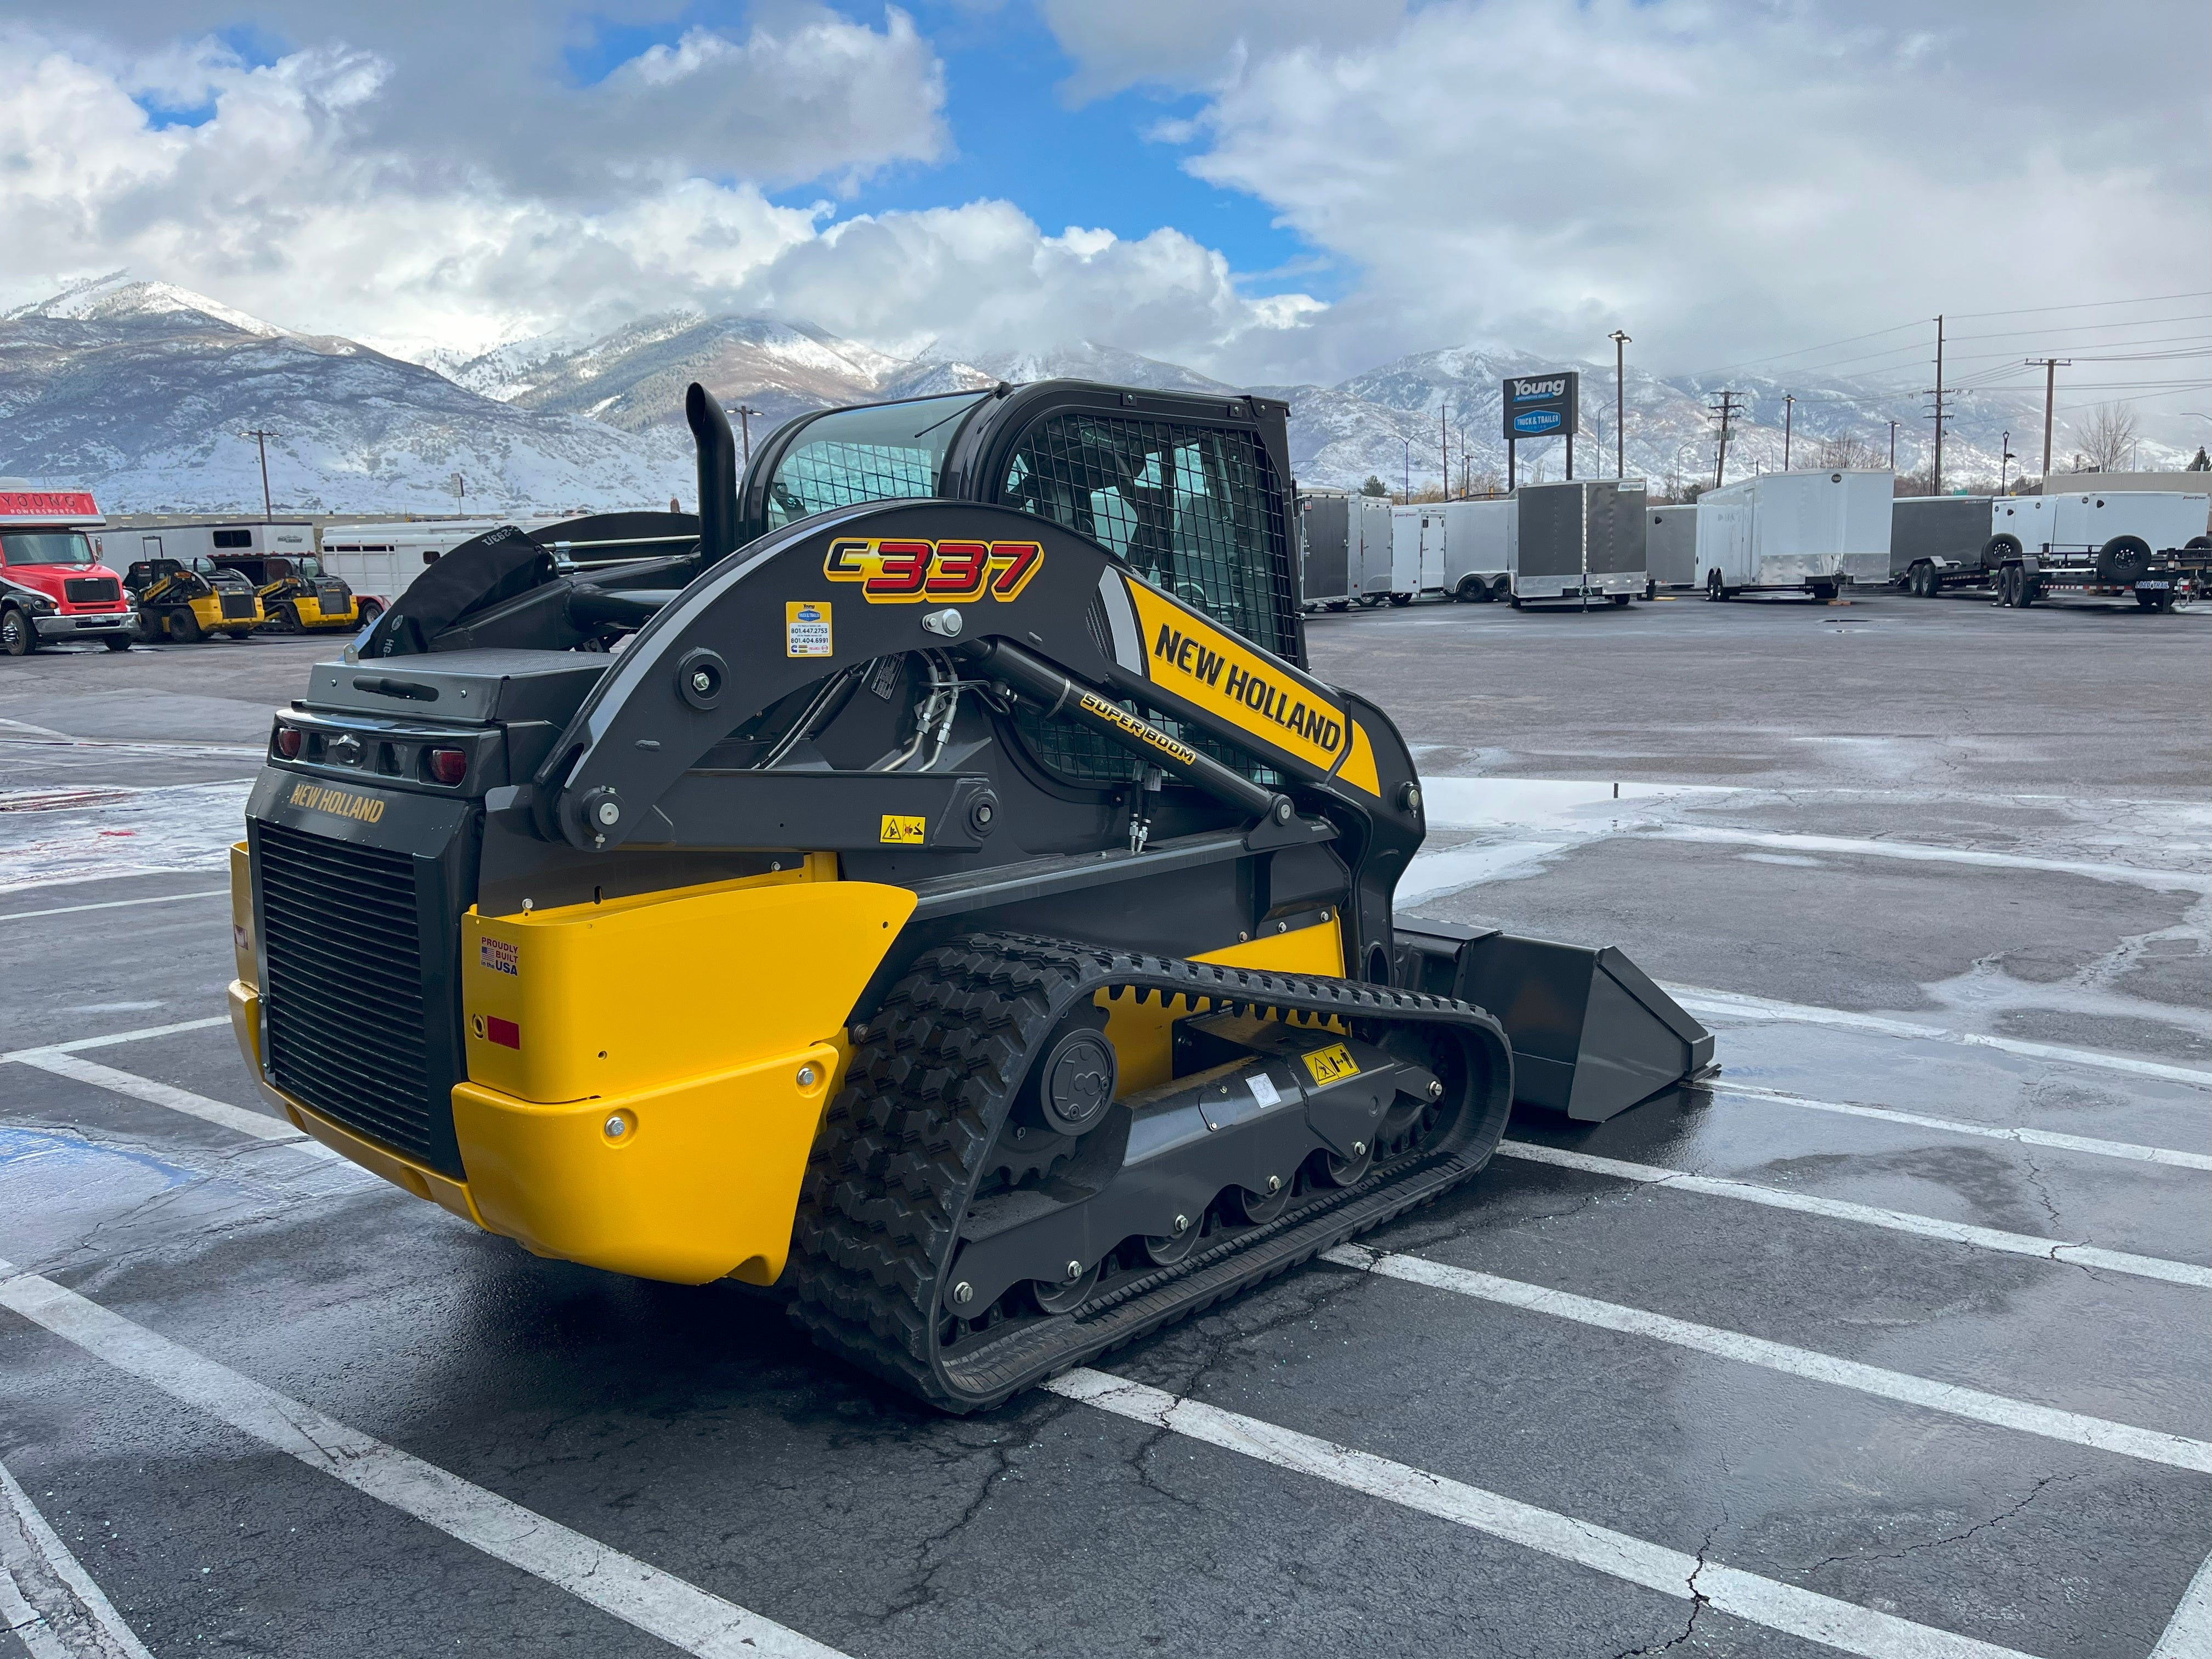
(1697, 470), (1891, 601)
(1982, 489), (2212, 611)
(1990, 490), (2210, 558)
(1439, 499), (1514, 601)
(1386, 505), (1448, 604)
(317, 518), (568, 612)
(1349, 496), (1396, 606)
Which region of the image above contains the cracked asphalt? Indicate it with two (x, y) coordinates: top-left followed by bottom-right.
(2, 590), (2208, 1658)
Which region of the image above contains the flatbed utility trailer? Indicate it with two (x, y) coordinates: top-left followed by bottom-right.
(1896, 489), (2211, 611)
(225, 376), (1711, 1412)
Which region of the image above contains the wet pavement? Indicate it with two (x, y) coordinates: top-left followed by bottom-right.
(2, 593), (2207, 1658)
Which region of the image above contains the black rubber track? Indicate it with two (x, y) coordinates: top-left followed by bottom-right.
(787, 932), (1514, 1411)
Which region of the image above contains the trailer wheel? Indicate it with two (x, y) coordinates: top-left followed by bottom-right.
(1984, 533), (2022, 562)
(1810, 583), (1836, 602)
(1609, 593), (1633, 607)
(2137, 590), (2174, 613)
(2187, 537), (2210, 551)
(2016, 573), (2037, 608)
(1705, 571), (1723, 602)
(357, 599), (383, 627)
(1387, 593), (1412, 607)
(2095, 535), (2153, 586)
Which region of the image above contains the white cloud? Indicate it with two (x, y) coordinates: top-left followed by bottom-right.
(0, 14), (1318, 369)
(1046, 0), (2212, 398)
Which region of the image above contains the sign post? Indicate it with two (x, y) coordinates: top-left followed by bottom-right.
(1502, 373), (1580, 490)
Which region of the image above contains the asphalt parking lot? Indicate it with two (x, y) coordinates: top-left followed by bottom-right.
(3, 590), (2207, 1659)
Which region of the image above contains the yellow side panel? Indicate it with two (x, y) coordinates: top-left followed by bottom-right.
(461, 872), (912, 1104)
(454, 1044), (837, 1285)
(1335, 720), (1382, 798)
(228, 841), (257, 987)
(1100, 915), (1347, 1096)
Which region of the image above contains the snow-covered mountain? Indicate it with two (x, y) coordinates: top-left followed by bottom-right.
(0, 276), (690, 514)
(4, 273), (2182, 515)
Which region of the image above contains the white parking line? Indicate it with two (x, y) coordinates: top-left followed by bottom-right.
(1050, 1369), (2040, 1659)
(2152, 1549), (2212, 1658)
(1648, 824), (2212, 893)
(1673, 986), (2212, 1088)
(1497, 1142), (2212, 1288)
(2, 891), (227, 923)
(0, 1261), (849, 1659)
(1713, 1083), (2212, 1171)
(1, 1017), (229, 1064)
(0, 1454), (156, 1659)
(1321, 1245), (2212, 1473)
(6, 1050), (332, 1158)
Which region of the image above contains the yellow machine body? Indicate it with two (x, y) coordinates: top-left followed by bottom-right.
(228, 843), (1350, 1289)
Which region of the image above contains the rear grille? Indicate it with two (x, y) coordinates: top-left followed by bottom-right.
(219, 592), (257, 620)
(258, 821), (450, 1171)
(317, 582), (350, 612)
(65, 577), (121, 605)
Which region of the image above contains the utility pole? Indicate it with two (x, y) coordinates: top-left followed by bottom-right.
(1440, 408), (1448, 504)
(1403, 438), (1412, 504)
(241, 428), (278, 521)
(1709, 391), (1746, 489)
(2025, 358), (2070, 482)
(1782, 393), (1795, 470)
(1929, 315), (1945, 494)
(734, 404), (764, 471)
(1609, 330), (1630, 479)
(1888, 419), (1899, 471)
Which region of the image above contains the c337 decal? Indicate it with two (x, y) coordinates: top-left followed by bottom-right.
(1120, 580), (1351, 778)
(824, 538), (1043, 603)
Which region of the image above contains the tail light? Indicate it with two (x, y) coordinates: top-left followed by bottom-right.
(427, 747), (468, 785)
(274, 724), (302, 759)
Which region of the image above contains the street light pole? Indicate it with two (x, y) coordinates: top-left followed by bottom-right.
(734, 404), (764, 471)
(2000, 431), (2013, 495)
(1888, 419), (1899, 472)
(1782, 393), (1795, 471)
(1608, 329), (1630, 479)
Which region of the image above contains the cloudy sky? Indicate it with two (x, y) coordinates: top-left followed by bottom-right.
(3, 1), (2205, 427)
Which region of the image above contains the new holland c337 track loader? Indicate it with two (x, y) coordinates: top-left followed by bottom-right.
(227, 378), (1711, 1410)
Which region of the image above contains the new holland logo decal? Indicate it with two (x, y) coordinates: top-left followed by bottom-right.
(1119, 579), (1351, 776)
(824, 538), (1043, 603)
(285, 781), (387, 823)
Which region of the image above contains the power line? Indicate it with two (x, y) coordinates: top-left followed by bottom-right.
(1948, 289), (2212, 320)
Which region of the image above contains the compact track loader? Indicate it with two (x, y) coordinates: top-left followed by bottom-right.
(127, 555), (262, 642)
(216, 553), (359, 632)
(228, 379), (1709, 1410)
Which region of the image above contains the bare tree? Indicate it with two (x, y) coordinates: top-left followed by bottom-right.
(2078, 403), (2138, 472)
(1815, 432), (1879, 470)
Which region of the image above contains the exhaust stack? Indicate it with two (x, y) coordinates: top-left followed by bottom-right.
(685, 382), (738, 563)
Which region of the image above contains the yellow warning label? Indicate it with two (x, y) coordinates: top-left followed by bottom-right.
(879, 815), (927, 844)
(1299, 1042), (1361, 1088)
(786, 600), (832, 657)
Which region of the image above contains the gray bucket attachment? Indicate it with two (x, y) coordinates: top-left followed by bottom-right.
(1396, 922), (1714, 1122)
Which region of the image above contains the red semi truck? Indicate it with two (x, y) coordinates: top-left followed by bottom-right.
(0, 488), (135, 654)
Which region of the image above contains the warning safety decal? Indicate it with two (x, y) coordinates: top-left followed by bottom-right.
(1299, 1042), (1361, 1088)
(879, 815), (927, 844)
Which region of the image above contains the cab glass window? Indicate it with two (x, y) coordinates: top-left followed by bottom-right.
(763, 392), (988, 530)
(0, 532), (97, 567)
(298, 556), (323, 577)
